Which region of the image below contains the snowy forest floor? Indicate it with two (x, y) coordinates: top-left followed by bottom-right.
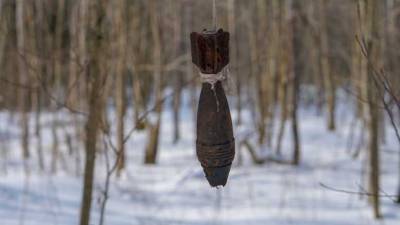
(0, 98), (399, 225)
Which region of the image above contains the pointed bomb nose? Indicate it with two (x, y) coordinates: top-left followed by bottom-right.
(203, 164), (232, 187)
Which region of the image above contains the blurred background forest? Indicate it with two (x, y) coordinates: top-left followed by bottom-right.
(0, 0), (400, 225)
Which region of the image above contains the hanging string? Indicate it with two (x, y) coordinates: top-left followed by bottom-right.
(212, 0), (217, 32)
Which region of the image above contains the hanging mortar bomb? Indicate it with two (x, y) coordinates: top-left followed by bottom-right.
(190, 29), (235, 187)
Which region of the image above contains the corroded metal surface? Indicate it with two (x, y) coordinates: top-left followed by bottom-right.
(191, 29), (235, 187)
(190, 29), (229, 74)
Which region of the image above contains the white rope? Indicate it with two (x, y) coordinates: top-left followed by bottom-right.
(199, 66), (229, 112)
(199, 66), (228, 90)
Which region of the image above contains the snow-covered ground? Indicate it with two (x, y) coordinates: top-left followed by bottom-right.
(0, 98), (399, 225)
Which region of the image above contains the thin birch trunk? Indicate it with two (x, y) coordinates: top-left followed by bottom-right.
(276, 1), (289, 155)
(79, 1), (105, 224)
(291, 0), (301, 165)
(16, 0), (30, 162)
(50, 0), (66, 174)
(172, 1), (182, 144)
(183, 2), (196, 134)
(359, 0), (382, 218)
(144, 0), (163, 164)
(112, 0), (127, 176)
(228, 0), (242, 125)
(256, 0), (269, 146)
(265, 0), (280, 148)
(317, 0), (336, 131)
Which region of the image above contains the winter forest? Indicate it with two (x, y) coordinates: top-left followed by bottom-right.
(0, 0), (400, 224)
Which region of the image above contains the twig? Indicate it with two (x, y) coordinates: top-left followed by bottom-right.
(355, 36), (400, 145)
(98, 138), (119, 225)
(122, 76), (197, 144)
(17, 50), (88, 116)
(96, 75), (197, 224)
(0, 77), (39, 91)
(320, 183), (397, 202)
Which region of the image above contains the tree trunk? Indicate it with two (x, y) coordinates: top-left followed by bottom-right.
(50, 119), (59, 173)
(112, 0), (127, 176)
(228, 0), (242, 126)
(115, 71), (126, 175)
(32, 0), (46, 172)
(16, 0), (30, 162)
(247, 2), (264, 145)
(265, 0), (280, 148)
(33, 90), (44, 171)
(367, 71), (381, 219)
(79, 70), (104, 225)
(256, 0), (271, 146)
(351, 0), (365, 120)
(291, 0), (301, 165)
(130, 2), (145, 129)
(67, 0), (86, 177)
(79, 1), (106, 224)
(360, 0), (383, 219)
(172, 75), (182, 144)
(172, 1), (182, 144)
(367, 0), (382, 219)
(183, 2), (196, 134)
(276, 1), (290, 155)
(317, 0), (336, 131)
(144, 0), (163, 164)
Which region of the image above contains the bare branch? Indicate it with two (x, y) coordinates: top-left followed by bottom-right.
(320, 183), (397, 202)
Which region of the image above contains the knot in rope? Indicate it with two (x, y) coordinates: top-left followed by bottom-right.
(199, 66), (228, 90)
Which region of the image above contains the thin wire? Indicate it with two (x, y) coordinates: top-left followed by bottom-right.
(212, 0), (217, 31)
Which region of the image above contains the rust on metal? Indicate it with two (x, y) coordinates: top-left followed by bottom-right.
(190, 28), (235, 187)
(190, 29), (229, 74)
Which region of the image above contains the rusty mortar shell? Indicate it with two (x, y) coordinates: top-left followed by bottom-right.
(190, 29), (235, 187)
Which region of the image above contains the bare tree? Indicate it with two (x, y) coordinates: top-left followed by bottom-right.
(290, 0), (301, 165)
(358, 0), (384, 218)
(79, 1), (107, 224)
(15, 0), (30, 165)
(172, 1), (183, 144)
(317, 0), (336, 131)
(275, 0), (290, 155)
(111, 0), (128, 176)
(144, 0), (163, 164)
